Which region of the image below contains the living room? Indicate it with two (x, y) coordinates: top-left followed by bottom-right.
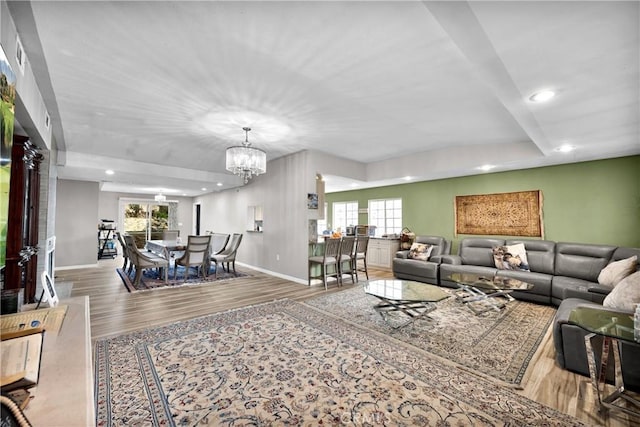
(1, 1), (639, 426)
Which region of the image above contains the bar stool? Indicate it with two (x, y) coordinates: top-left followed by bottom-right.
(338, 236), (356, 285)
(353, 236), (370, 282)
(308, 238), (341, 290)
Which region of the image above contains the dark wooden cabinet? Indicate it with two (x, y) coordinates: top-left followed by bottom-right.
(4, 135), (42, 303)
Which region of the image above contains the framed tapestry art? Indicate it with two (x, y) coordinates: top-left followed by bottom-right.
(455, 190), (543, 237)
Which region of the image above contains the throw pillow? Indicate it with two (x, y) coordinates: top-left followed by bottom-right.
(409, 243), (433, 261)
(603, 270), (640, 311)
(597, 255), (638, 288)
(492, 243), (531, 272)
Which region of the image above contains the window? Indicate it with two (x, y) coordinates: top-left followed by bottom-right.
(368, 198), (402, 236)
(332, 201), (358, 233)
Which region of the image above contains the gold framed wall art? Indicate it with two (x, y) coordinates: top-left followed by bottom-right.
(455, 190), (543, 237)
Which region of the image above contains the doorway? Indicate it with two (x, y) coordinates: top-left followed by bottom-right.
(120, 200), (170, 247)
(195, 204), (201, 235)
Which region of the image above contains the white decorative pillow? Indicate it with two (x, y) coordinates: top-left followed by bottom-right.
(492, 243), (530, 272)
(603, 270), (640, 311)
(409, 243), (433, 261)
(598, 255), (637, 288)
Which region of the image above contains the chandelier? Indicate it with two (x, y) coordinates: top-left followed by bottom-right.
(154, 193), (166, 202)
(225, 127), (266, 184)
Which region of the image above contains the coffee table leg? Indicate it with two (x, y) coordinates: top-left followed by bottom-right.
(374, 299), (437, 329)
(454, 284), (512, 315)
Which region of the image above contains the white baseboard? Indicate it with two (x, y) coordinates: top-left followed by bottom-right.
(55, 263), (98, 271)
(235, 262), (308, 286)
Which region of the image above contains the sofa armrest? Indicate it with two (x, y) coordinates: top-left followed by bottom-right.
(440, 255), (461, 265)
(587, 285), (612, 296)
(395, 251), (410, 259)
(429, 255), (445, 264)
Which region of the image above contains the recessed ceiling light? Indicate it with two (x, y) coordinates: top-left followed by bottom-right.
(105, 169), (114, 175)
(403, 176), (412, 181)
(350, 183), (360, 188)
(529, 90), (556, 103)
(216, 182), (223, 187)
(554, 144), (576, 153)
(478, 164), (496, 172)
(201, 187), (207, 191)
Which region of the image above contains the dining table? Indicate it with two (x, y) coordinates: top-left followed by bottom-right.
(145, 239), (186, 263)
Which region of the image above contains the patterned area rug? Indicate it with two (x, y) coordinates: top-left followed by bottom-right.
(305, 286), (556, 385)
(116, 265), (248, 292)
(94, 300), (581, 426)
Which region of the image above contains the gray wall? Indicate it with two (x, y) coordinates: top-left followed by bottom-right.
(196, 151), (316, 282)
(55, 180), (99, 267)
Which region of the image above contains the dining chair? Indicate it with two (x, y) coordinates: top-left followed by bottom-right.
(174, 235), (212, 281)
(123, 234), (169, 286)
(338, 236), (356, 285)
(115, 231), (132, 273)
(353, 236), (370, 282)
(162, 230), (180, 240)
(209, 233), (230, 256)
(211, 233), (243, 279)
(308, 237), (341, 290)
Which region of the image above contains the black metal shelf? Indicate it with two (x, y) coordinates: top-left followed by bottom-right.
(98, 227), (117, 259)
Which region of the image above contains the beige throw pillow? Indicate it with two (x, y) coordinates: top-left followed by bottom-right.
(492, 243), (530, 272)
(598, 255), (637, 288)
(603, 270), (640, 311)
(409, 243), (433, 261)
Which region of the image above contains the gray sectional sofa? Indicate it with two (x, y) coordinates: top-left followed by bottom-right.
(392, 236), (451, 285)
(437, 238), (640, 306)
(391, 236), (640, 390)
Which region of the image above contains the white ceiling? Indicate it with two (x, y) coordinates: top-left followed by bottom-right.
(10, 1), (640, 195)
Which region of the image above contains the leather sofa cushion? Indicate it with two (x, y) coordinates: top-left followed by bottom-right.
(506, 239), (555, 275)
(393, 258), (439, 280)
(552, 276), (604, 304)
(611, 247), (640, 265)
(413, 235), (449, 257)
(554, 242), (616, 282)
(459, 238), (505, 267)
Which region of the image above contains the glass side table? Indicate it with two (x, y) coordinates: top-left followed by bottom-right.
(568, 306), (640, 417)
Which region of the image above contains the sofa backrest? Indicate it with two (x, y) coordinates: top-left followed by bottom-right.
(458, 238), (505, 267)
(415, 235), (450, 257)
(554, 242), (617, 282)
(506, 239), (556, 274)
(610, 247), (640, 272)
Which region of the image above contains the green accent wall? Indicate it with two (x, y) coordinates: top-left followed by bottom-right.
(326, 156), (640, 252)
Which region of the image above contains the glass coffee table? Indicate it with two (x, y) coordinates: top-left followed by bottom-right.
(363, 279), (450, 329)
(568, 307), (640, 417)
(446, 273), (533, 315)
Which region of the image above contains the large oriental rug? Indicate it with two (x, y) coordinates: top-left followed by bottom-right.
(455, 190), (543, 237)
(306, 287), (556, 385)
(117, 266), (249, 292)
(94, 299), (580, 426)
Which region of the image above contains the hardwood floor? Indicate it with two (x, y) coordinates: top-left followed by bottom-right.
(59, 257), (638, 426)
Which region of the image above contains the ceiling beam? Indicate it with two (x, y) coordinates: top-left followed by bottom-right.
(422, 1), (552, 155)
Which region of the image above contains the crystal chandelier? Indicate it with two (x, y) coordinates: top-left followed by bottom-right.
(225, 127), (266, 184)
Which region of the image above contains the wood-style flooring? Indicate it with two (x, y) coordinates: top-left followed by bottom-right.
(58, 257), (638, 426)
